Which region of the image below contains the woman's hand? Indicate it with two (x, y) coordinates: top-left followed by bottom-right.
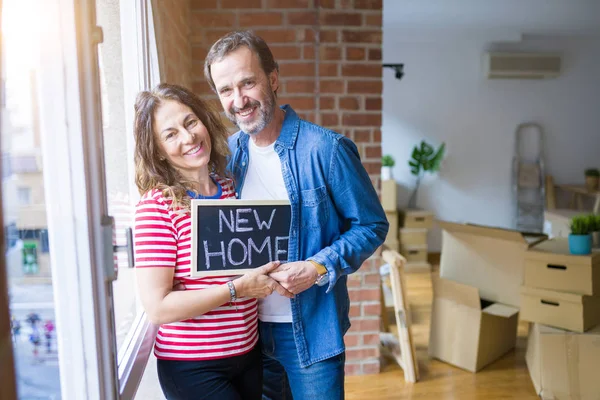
(234, 261), (294, 299)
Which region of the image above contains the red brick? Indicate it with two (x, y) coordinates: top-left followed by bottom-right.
(346, 347), (379, 361)
(298, 28), (316, 42)
(342, 30), (382, 43)
(368, 48), (382, 61)
(346, 47), (366, 61)
(348, 80), (382, 94)
(339, 96), (360, 110)
(222, 0), (262, 8)
(354, 130), (371, 142)
(342, 64), (381, 78)
(363, 361), (381, 374)
(320, 96), (335, 109)
(190, 0), (218, 8)
(365, 13), (382, 26)
(363, 333), (381, 346)
(348, 318), (380, 332)
(285, 79), (315, 93)
(321, 113), (339, 126)
(303, 44), (315, 59)
(278, 96), (316, 110)
(320, 46), (342, 60)
(363, 302), (381, 316)
(191, 12), (236, 28)
(319, 80), (344, 93)
(365, 145), (382, 159)
(373, 129), (381, 142)
(349, 288), (380, 302)
(354, 0), (382, 9)
(319, 63), (339, 76)
(344, 334), (360, 347)
(320, 12), (362, 26)
(320, 29), (339, 42)
(349, 304), (361, 318)
(280, 62), (316, 77)
(239, 12), (284, 27)
(339, 0), (353, 8)
(319, 0), (335, 7)
(365, 97), (382, 110)
(347, 273), (362, 287)
(254, 29), (298, 43)
(363, 161), (381, 174)
(266, 0), (312, 8)
(343, 113), (381, 127)
(288, 11), (317, 25)
(363, 272), (380, 285)
(345, 363), (361, 376)
(270, 45), (302, 60)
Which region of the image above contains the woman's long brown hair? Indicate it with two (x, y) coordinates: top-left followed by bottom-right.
(134, 83), (230, 211)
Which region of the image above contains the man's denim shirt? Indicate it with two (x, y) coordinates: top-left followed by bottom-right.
(227, 105), (389, 368)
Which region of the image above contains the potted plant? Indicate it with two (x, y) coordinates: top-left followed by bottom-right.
(569, 215), (592, 255)
(407, 140), (445, 209)
(381, 155), (395, 181)
(584, 168), (599, 191)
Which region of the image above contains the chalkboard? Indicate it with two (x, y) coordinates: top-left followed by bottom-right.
(190, 199), (291, 277)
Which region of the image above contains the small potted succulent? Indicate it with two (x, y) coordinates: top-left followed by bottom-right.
(584, 168), (599, 191)
(381, 155), (395, 181)
(569, 215), (592, 255)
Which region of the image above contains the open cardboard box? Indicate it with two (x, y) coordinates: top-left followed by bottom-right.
(438, 221), (546, 308)
(526, 323), (600, 399)
(429, 275), (519, 372)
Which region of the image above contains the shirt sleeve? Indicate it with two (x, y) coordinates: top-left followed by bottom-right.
(308, 136), (389, 292)
(134, 193), (178, 268)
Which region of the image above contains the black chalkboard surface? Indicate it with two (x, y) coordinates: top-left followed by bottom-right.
(190, 199), (291, 277)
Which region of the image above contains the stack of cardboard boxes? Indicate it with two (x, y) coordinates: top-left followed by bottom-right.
(380, 180), (432, 271)
(520, 238), (600, 399)
(429, 221), (546, 372)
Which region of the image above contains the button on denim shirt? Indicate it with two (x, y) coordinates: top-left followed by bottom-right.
(227, 105), (389, 367)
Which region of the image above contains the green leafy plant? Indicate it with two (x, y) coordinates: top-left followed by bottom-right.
(407, 140), (445, 208)
(382, 155), (395, 167)
(570, 215), (591, 235)
(585, 168), (600, 177)
(585, 214), (599, 232)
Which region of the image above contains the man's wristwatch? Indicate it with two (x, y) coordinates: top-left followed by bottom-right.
(309, 260), (329, 287)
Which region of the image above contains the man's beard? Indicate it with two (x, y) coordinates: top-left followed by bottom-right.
(226, 88), (276, 135)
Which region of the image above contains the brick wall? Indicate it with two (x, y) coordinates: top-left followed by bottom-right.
(152, 0), (193, 87)
(188, 0), (383, 376)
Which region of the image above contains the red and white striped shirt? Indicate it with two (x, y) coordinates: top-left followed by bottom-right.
(134, 177), (258, 361)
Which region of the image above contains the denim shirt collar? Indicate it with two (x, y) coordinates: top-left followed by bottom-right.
(234, 104), (299, 150)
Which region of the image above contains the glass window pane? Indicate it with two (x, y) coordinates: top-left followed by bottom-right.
(2, 0), (61, 397)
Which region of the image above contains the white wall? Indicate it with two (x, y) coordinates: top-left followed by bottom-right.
(382, 35), (600, 251)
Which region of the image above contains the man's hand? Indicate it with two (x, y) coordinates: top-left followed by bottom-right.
(235, 261), (294, 299)
(268, 261), (319, 295)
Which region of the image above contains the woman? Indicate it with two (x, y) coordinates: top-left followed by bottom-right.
(133, 83), (291, 400)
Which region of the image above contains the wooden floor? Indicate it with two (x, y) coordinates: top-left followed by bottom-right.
(345, 262), (538, 400)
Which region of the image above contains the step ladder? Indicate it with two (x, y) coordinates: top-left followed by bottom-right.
(512, 123), (545, 233)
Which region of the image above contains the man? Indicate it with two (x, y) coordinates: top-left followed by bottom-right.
(205, 30), (388, 399)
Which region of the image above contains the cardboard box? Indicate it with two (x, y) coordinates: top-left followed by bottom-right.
(525, 238), (600, 296)
(399, 228), (427, 247)
(404, 262), (431, 273)
(381, 180), (397, 211)
(429, 276), (519, 372)
(384, 239), (399, 252)
(526, 323), (600, 399)
(385, 211), (398, 243)
(401, 245), (428, 263)
(439, 221), (546, 307)
(401, 209), (434, 229)
(520, 286), (600, 333)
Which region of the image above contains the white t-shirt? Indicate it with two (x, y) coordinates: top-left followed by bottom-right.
(240, 138), (292, 323)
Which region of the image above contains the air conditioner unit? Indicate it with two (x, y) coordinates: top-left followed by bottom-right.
(484, 52), (562, 79)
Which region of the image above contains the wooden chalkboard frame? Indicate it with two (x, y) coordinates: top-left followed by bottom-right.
(190, 199), (292, 277)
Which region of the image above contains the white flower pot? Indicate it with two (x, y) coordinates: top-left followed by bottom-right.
(381, 166), (393, 181)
